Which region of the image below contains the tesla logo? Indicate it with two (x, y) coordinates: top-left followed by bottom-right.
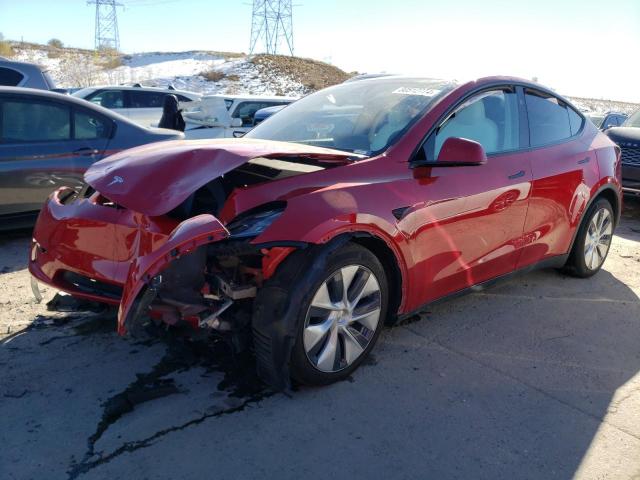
(107, 175), (124, 187)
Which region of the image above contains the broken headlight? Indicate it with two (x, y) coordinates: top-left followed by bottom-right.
(227, 208), (284, 239)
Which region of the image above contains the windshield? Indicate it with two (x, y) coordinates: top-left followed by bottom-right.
(622, 110), (640, 128)
(246, 78), (455, 155)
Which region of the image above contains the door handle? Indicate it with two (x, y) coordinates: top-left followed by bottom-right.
(508, 170), (525, 180)
(577, 157), (590, 165)
(73, 147), (99, 156)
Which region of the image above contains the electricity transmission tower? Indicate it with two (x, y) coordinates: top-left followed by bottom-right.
(88, 0), (123, 51)
(249, 0), (294, 56)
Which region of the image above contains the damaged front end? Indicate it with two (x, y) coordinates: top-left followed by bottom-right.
(119, 212), (296, 350)
(30, 139), (355, 389)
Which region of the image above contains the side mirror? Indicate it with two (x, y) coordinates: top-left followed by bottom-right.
(230, 118), (243, 128)
(437, 137), (487, 166)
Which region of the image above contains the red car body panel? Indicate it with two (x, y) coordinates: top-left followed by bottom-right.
(29, 76), (623, 335)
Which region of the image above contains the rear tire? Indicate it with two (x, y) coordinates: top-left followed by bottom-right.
(564, 198), (614, 278)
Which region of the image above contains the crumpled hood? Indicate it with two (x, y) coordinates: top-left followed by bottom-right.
(85, 138), (357, 217)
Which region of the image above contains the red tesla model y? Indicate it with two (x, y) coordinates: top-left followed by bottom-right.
(29, 76), (622, 389)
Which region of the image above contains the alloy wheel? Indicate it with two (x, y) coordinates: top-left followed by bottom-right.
(584, 207), (613, 271)
(303, 265), (382, 373)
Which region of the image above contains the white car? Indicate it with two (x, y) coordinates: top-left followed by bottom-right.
(73, 85), (201, 127)
(182, 94), (297, 139)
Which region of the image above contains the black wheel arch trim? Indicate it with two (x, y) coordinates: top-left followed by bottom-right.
(566, 184), (621, 256)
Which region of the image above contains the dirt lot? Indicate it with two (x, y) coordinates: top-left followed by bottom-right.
(1, 198), (639, 480)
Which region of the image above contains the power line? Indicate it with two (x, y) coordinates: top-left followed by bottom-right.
(87, 0), (123, 51)
(249, 0), (294, 56)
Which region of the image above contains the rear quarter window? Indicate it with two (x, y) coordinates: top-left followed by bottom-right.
(525, 89), (572, 146)
(568, 107), (584, 136)
(0, 67), (24, 86)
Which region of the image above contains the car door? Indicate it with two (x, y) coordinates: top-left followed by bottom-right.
(516, 88), (598, 268)
(399, 87), (532, 303)
(0, 95), (112, 216)
(128, 90), (166, 127)
(85, 89), (128, 119)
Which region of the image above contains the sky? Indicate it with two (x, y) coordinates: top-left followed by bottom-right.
(1, 0), (639, 102)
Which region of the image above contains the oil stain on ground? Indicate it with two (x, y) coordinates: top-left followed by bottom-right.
(67, 327), (271, 479)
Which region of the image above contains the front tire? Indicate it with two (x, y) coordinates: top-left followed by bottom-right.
(564, 198), (614, 277)
(253, 243), (388, 387)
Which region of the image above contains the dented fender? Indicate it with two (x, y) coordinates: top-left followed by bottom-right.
(117, 214), (229, 334)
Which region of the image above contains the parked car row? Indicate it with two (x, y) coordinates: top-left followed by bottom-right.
(0, 86), (183, 229)
(0, 59), (298, 229)
(72, 85), (201, 127)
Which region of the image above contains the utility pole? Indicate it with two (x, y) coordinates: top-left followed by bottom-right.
(87, 0), (123, 51)
(249, 0), (294, 56)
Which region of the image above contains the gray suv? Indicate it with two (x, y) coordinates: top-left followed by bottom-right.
(0, 87), (183, 230)
(0, 59), (57, 90)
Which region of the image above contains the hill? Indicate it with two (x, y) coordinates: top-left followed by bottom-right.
(7, 41), (350, 97)
(4, 41), (639, 114)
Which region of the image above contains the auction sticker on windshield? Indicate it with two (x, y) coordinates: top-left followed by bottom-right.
(392, 87), (441, 97)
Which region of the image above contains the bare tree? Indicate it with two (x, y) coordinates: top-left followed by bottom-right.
(57, 52), (104, 87)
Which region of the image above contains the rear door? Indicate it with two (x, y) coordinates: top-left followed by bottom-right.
(403, 87), (533, 303)
(0, 94), (112, 215)
(516, 88), (597, 268)
(128, 90), (166, 127)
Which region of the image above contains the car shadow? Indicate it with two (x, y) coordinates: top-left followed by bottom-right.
(375, 265), (640, 479)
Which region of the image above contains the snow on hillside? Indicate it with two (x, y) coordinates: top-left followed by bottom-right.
(12, 47), (310, 97)
(9, 44), (640, 114)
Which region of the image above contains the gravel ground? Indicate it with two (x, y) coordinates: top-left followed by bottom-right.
(1, 197), (639, 480)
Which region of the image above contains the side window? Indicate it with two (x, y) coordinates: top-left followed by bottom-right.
(232, 102), (274, 127)
(1, 99), (70, 142)
(74, 110), (111, 140)
(567, 106), (584, 135)
(525, 89), (571, 146)
(87, 90), (125, 109)
(614, 115), (627, 126)
(0, 67), (24, 86)
(432, 89), (520, 158)
(176, 94), (193, 103)
(129, 91), (166, 109)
